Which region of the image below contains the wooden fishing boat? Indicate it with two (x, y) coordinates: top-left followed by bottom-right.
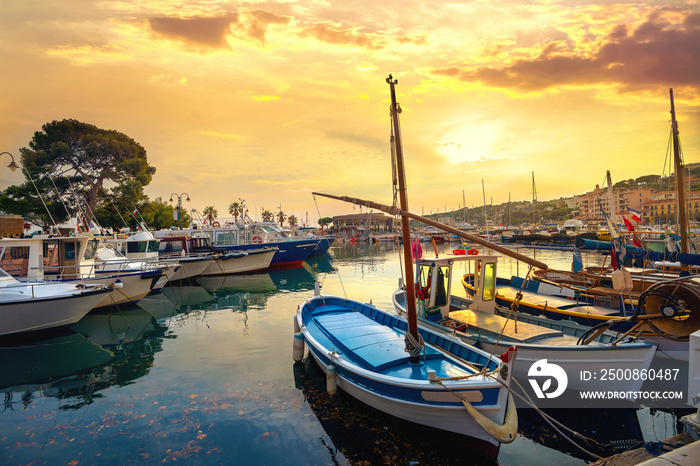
(295, 75), (518, 456)
(296, 294), (517, 452)
(393, 255), (658, 393)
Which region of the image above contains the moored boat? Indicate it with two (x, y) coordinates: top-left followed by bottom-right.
(393, 254), (658, 393)
(296, 75), (518, 456)
(0, 268), (112, 337)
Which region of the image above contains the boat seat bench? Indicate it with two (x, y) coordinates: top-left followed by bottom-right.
(311, 305), (443, 372)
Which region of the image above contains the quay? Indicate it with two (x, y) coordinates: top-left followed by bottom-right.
(590, 431), (698, 465)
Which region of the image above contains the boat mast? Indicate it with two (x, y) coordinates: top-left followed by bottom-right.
(462, 190), (466, 224)
(482, 179), (487, 235)
(387, 74), (420, 363)
(670, 88), (690, 259)
(532, 172), (539, 227)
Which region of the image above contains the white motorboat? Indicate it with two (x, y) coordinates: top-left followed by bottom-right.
(0, 268), (111, 337)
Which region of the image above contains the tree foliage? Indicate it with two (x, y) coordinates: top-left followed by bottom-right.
(9, 119), (156, 224)
(202, 206), (218, 225)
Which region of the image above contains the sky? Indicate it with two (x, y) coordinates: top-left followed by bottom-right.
(1, 0), (699, 226)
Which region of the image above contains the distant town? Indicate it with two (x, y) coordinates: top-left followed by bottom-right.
(330, 163), (700, 234)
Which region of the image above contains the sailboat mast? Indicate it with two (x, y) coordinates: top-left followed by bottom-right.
(532, 172), (538, 226)
(387, 74), (420, 362)
(462, 190), (466, 224)
(670, 88), (690, 257)
(482, 180), (487, 234)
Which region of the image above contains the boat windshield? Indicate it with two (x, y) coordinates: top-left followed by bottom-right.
(85, 239), (100, 260)
(127, 240), (159, 254)
(481, 262), (496, 301)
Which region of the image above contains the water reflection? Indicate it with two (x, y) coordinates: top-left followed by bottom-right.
(292, 356), (497, 464)
(1, 307), (169, 413)
(0, 246), (693, 465)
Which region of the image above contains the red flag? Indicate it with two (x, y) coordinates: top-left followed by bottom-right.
(132, 209), (138, 217)
(411, 238), (423, 261)
(622, 216), (635, 232)
(610, 247), (619, 270)
(633, 233), (642, 248)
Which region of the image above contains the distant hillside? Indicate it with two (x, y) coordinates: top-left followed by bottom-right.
(424, 164), (700, 226)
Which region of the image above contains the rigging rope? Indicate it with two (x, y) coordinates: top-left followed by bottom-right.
(403, 329), (424, 357)
(25, 169), (58, 230)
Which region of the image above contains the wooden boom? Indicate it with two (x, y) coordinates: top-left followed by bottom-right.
(312, 191), (549, 270)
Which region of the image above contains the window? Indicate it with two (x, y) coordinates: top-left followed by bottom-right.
(215, 231), (237, 245)
(127, 241), (148, 253)
(64, 241), (76, 260)
(85, 239), (99, 259)
(482, 262), (496, 301)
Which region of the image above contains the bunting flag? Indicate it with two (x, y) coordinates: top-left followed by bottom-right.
(132, 208), (138, 217)
(626, 206), (643, 224)
(411, 238), (423, 261)
(610, 247), (619, 270)
(622, 216), (635, 232)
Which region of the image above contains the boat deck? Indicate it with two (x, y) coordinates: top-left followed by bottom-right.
(308, 304), (477, 378)
(497, 285), (621, 317)
(449, 309), (564, 343)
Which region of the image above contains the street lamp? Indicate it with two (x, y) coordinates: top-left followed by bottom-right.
(169, 193), (190, 230)
(0, 152), (19, 172)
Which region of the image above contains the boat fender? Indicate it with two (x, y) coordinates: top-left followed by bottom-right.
(293, 314), (301, 333)
(293, 332), (305, 362)
(212, 221), (220, 227)
(462, 392), (518, 444)
(612, 266), (633, 293)
(110, 280), (124, 290)
(468, 248), (479, 255)
(326, 364), (338, 395)
(453, 249), (466, 255)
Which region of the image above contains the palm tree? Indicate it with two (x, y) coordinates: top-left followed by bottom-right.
(261, 209), (274, 222)
(228, 201), (241, 223)
(276, 210), (286, 227)
(287, 215), (298, 227)
(203, 206), (218, 226)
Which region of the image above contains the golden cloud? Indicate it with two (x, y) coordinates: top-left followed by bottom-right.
(299, 22), (383, 50)
(432, 10), (700, 95)
(148, 14), (239, 47)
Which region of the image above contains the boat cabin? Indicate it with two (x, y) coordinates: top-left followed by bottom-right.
(415, 254), (499, 319)
(0, 235), (99, 280)
(154, 230), (217, 256)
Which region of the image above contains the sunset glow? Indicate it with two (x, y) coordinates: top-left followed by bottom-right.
(1, 1), (698, 224)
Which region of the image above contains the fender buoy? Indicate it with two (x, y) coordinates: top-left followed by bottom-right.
(212, 221), (221, 228)
(350, 237), (359, 243)
(453, 249), (466, 255)
(252, 235), (262, 244)
(468, 248), (479, 255)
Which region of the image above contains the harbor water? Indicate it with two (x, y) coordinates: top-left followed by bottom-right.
(0, 241), (692, 465)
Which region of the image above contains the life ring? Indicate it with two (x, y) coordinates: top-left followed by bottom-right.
(212, 221), (221, 228)
(252, 235), (263, 244)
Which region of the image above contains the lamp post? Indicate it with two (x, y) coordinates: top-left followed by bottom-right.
(169, 193), (190, 230)
(0, 152), (19, 172)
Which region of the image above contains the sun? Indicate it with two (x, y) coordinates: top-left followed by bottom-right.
(435, 122), (497, 164)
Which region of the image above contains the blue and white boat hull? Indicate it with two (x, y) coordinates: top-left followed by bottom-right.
(296, 295), (516, 451)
